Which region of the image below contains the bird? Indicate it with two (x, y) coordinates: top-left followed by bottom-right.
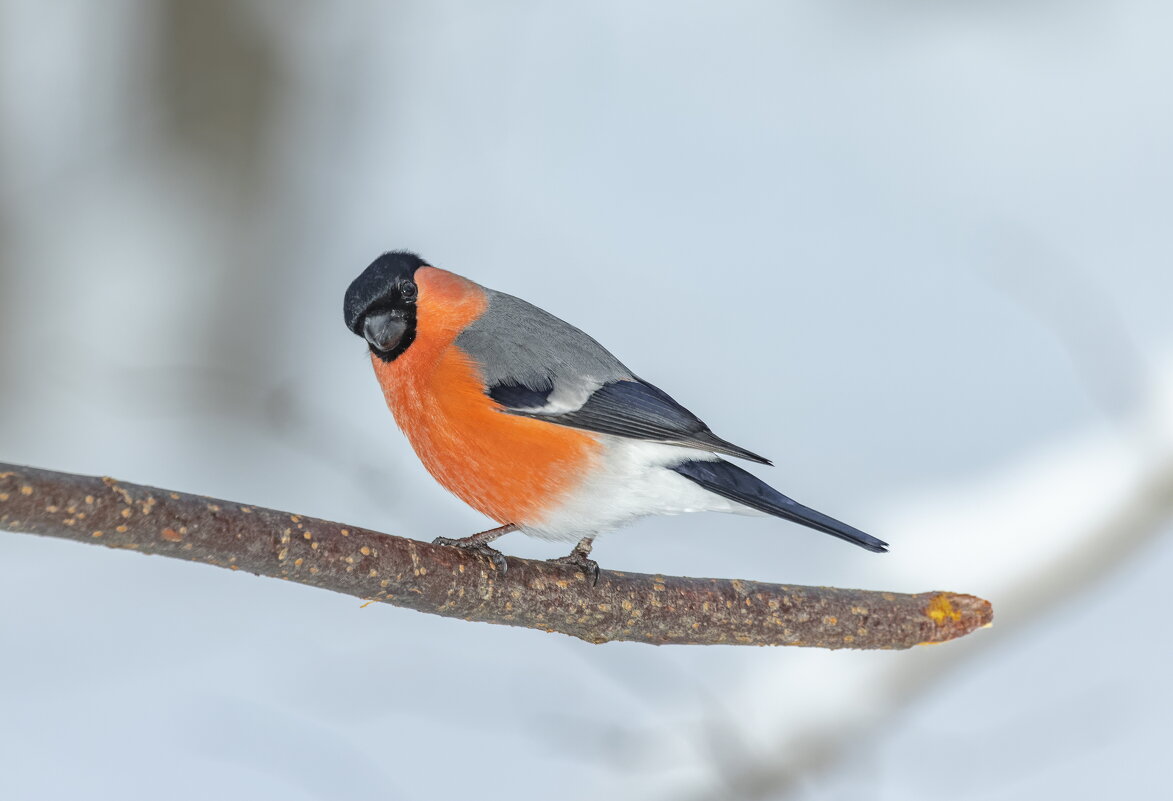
(344, 251), (886, 580)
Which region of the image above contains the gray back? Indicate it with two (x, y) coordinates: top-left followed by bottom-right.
(455, 287), (632, 391)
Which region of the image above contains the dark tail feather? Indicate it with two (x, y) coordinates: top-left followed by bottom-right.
(671, 459), (889, 553)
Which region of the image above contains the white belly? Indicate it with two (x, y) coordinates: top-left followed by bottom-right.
(518, 438), (753, 542)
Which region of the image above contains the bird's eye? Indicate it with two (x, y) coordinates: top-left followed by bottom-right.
(400, 282), (418, 302)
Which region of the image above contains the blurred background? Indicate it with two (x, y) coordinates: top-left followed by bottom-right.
(2, 2), (1171, 799)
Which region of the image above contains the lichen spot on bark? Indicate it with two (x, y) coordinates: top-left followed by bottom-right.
(926, 593), (961, 625)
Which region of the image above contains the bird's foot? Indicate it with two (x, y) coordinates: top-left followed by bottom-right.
(433, 536), (509, 573)
(547, 537), (600, 585)
(432, 523), (516, 574)
(548, 552), (600, 585)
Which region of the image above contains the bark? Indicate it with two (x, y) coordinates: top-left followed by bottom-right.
(0, 463), (991, 648)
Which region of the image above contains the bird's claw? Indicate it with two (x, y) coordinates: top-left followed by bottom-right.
(547, 552), (601, 586)
(432, 536), (509, 574)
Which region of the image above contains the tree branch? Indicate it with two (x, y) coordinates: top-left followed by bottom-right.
(0, 463), (990, 648)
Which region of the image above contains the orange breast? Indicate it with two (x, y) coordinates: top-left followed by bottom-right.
(371, 267), (601, 525)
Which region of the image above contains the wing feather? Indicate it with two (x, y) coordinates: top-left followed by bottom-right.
(505, 378), (772, 465)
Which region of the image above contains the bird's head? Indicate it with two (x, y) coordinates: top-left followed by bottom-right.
(344, 251), (427, 362)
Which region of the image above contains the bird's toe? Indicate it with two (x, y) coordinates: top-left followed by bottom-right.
(432, 536), (509, 574)
(547, 552), (601, 586)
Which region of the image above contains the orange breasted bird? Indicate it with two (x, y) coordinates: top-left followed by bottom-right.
(344, 251), (887, 578)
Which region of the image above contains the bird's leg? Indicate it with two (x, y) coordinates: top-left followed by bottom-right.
(433, 523), (517, 574)
(547, 536), (600, 585)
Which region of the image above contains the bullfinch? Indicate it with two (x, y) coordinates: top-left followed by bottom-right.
(344, 251), (886, 578)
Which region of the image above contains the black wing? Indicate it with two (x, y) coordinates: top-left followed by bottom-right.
(490, 377), (772, 465)
(672, 459), (888, 552)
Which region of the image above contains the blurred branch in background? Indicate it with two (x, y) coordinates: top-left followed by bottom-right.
(153, 0), (289, 418)
(0, 462), (990, 649)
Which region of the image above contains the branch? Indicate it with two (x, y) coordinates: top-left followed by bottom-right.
(0, 463), (990, 648)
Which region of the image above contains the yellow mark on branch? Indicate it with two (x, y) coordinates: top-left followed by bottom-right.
(925, 594), (962, 625)
(161, 528), (182, 542)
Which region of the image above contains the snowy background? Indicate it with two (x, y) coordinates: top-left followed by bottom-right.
(2, 2), (1171, 799)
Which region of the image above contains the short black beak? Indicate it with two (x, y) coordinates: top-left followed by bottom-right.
(362, 311), (408, 353)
